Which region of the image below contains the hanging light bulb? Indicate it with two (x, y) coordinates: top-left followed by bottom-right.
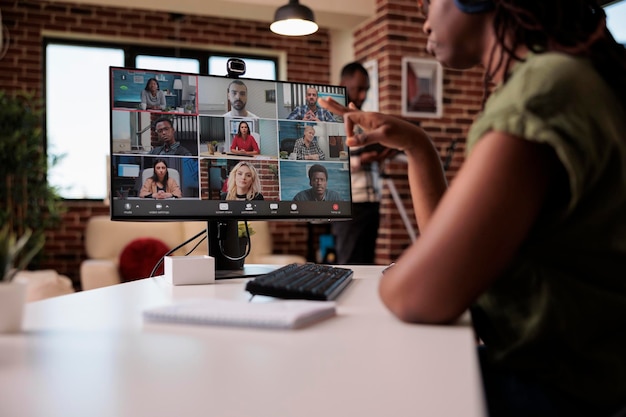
(270, 0), (319, 36)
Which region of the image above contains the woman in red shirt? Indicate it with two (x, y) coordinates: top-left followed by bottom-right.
(230, 121), (260, 155)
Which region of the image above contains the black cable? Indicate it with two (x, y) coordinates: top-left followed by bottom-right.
(185, 234), (207, 255)
(148, 220), (253, 277)
(149, 228), (207, 278)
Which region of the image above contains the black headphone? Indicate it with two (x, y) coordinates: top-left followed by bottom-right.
(454, 0), (494, 13)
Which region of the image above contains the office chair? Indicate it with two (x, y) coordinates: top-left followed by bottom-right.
(280, 138), (296, 154)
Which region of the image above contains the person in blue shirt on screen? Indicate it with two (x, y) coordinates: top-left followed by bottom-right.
(293, 164), (342, 201)
(287, 87), (336, 122)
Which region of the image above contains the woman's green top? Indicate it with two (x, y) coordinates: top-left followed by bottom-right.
(467, 52), (626, 406)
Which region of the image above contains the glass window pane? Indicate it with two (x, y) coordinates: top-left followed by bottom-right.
(209, 56), (276, 80)
(46, 44), (124, 199)
(136, 56), (200, 74)
(606, 0), (626, 44)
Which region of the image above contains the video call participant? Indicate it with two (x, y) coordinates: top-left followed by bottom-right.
(319, 0), (626, 416)
(149, 117), (192, 156)
(223, 80), (258, 118)
(141, 78), (166, 111)
(293, 164), (342, 201)
(220, 161), (264, 201)
(331, 61), (396, 265)
(139, 158), (181, 199)
(230, 121), (260, 155)
(287, 87), (336, 122)
(293, 125), (325, 160)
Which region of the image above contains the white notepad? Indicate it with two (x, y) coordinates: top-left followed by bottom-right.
(143, 299), (337, 329)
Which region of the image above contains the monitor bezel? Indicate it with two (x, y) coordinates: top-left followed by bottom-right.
(109, 65), (352, 223)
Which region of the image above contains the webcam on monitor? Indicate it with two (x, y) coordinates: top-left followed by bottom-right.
(226, 58), (246, 78)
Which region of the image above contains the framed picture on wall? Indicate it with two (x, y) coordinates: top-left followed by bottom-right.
(401, 57), (443, 118)
(362, 59), (379, 112)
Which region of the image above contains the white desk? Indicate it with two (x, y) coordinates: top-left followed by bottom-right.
(0, 266), (486, 417)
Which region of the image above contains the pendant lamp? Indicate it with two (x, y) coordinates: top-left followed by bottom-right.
(270, 0), (319, 36)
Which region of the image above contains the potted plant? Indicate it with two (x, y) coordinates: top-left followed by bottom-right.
(267, 164), (279, 179)
(0, 91), (64, 280)
(1, 226), (43, 282)
(236, 222), (255, 268)
(237, 222), (255, 239)
(209, 140), (219, 155)
(0, 226), (43, 332)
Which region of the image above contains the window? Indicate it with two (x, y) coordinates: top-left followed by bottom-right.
(136, 55), (200, 74)
(45, 39), (278, 200)
(46, 44), (124, 199)
(605, 0), (626, 44)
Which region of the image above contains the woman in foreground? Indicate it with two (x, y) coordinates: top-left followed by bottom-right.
(321, 0), (626, 415)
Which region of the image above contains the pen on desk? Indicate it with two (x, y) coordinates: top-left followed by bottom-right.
(382, 262), (396, 274)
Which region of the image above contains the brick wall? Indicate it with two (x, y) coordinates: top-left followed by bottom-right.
(1, 0), (482, 287)
(353, 0), (483, 264)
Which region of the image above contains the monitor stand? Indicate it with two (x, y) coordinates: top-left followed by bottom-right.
(206, 220), (278, 279)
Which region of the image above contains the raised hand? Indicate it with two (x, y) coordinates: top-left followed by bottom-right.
(318, 97), (429, 152)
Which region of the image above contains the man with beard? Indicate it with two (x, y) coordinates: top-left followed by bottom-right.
(287, 86), (336, 122)
(223, 80), (258, 118)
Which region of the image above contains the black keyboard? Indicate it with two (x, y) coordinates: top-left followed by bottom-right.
(245, 263), (354, 301)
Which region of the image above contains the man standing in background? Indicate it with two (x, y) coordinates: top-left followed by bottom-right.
(331, 61), (395, 264)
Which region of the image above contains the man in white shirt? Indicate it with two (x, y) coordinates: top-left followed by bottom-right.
(223, 80), (258, 118)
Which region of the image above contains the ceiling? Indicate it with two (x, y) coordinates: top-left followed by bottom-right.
(57, 0), (376, 31)
(50, 0), (621, 30)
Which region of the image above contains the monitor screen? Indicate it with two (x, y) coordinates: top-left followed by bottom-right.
(109, 66), (351, 222)
(109, 65), (351, 278)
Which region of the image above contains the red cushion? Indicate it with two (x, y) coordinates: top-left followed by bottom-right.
(118, 238), (170, 282)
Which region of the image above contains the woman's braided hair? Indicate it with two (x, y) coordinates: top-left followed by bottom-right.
(484, 0), (626, 110)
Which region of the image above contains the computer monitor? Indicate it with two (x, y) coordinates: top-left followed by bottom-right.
(109, 65), (351, 278)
